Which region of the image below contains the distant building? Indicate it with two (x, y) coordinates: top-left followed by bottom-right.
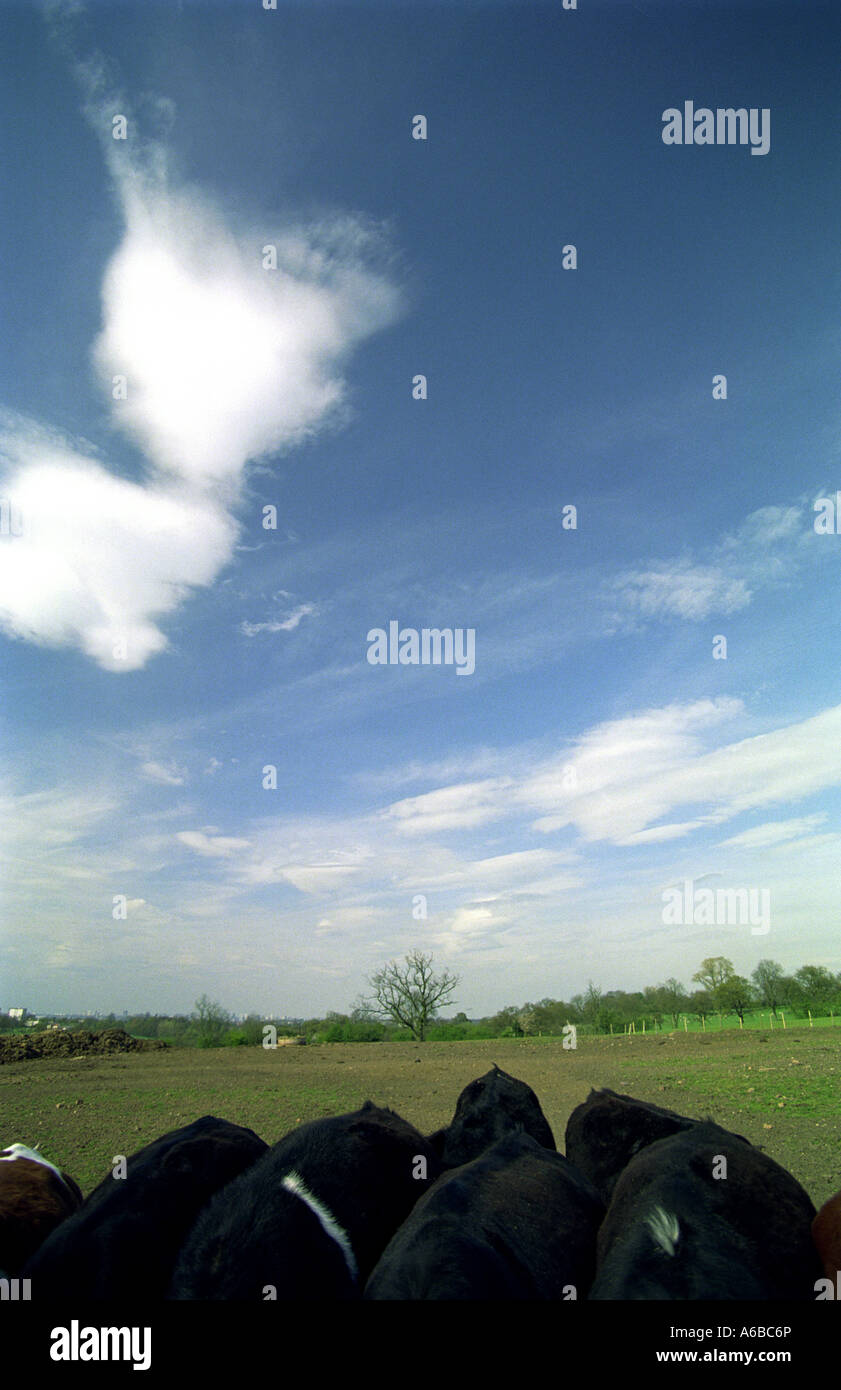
(8, 1008), (26, 1021)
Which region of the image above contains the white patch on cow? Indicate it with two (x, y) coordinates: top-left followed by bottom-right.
(0, 1143), (74, 1198)
(646, 1205), (680, 1256)
(281, 1171), (358, 1282)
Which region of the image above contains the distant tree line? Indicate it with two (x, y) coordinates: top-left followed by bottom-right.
(491, 958), (841, 1037)
(2, 956), (839, 1045)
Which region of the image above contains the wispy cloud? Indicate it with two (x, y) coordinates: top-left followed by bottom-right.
(614, 561), (752, 620)
(239, 603), (318, 637)
(176, 830), (251, 858)
(379, 696), (841, 850)
(0, 785), (120, 851)
(384, 779), (515, 835)
(140, 760), (187, 786)
(610, 504), (807, 625)
(718, 814), (828, 849)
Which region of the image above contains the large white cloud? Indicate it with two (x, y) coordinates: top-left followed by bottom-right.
(0, 422), (236, 671)
(0, 92), (400, 671)
(94, 184), (399, 492)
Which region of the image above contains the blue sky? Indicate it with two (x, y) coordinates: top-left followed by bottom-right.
(1, 0), (840, 1018)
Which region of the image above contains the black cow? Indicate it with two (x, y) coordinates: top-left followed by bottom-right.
(169, 1101), (442, 1299)
(365, 1130), (603, 1300)
(565, 1088), (703, 1205)
(24, 1115), (267, 1298)
(589, 1121), (820, 1300)
(428, 1064), (555, 1167)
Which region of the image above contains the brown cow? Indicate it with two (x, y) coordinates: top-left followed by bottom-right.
(0, 1143), (83, 1273)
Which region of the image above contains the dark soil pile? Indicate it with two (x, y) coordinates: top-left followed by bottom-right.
(0, 1028), (167, 1064)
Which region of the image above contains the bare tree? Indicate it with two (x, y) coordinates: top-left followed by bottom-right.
(582, 980), (603, 1023)
(751, 959), (784, 1017)
(365, 949), (459, 1042)
(349, 994), (376, 1022)
(659, 977), (689, 1028)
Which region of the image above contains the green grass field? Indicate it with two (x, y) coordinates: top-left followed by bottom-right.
(2, 1027), (840, 1207)
(611, 1011), (841, 1035)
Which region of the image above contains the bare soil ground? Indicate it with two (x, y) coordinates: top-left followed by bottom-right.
(1, 1030), (839, 1206)
(0, 1027), (165, 1064)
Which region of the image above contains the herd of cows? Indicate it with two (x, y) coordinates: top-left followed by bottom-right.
(2, 1065), (841, 1300)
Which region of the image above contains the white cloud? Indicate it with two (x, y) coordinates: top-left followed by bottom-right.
(0, 785), (119, 851)
(141, 760), (187, 786)
(518, 698), (742, 841)
(240, 603), (318, 637)
(0, 82), (400, 671)
(522, 700), (841, 846)
(406, 847), (577, 891)
(611, 503), (807, 625)
(0, 421), (236, 671)
(718, 814), (828, 849)
(720, 504), (803, 551)
(381, 697), (841, 851)
(94, 184), (399, 492)
(430, 901), (517, 958)
(278, 864), (361, 894)
(384, 778), (514, 835)
(176, 816), (372, 894)
(176, 830), (251, 858)
(612, 821), (705, 846)
(448, 904), (498, 937)
(615, 561), (752, 620)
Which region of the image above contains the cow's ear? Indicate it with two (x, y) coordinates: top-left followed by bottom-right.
(426, 1129), (447, 1157)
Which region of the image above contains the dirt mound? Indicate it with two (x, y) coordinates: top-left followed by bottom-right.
(0, 1028), (167, 1064)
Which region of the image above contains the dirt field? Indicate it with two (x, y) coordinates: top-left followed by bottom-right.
(2, 1029), (840, 1206)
